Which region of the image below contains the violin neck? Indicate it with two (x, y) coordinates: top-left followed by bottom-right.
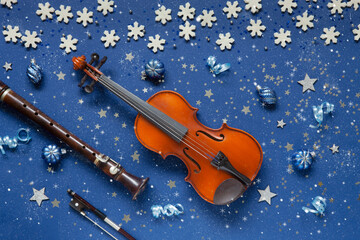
(97, 74), (188, 142)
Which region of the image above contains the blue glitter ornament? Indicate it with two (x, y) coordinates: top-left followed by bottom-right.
(42, 145), (63, 165)
(291, 150), (315, 171)
(255, 83), (277, 106)
(144, 59), (165, 82)
(27, 59), (43, 85)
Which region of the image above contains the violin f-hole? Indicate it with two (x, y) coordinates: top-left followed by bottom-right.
(183, 147), (201, 173)
(196, 130), (225, 142)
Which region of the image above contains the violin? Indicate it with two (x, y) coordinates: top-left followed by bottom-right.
(73, 53), (263, 205)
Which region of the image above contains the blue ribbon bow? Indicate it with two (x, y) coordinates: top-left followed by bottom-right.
(302, 196), (326, 216)
(206, 56), (230, 77)
(151, 204), (184, 218)
(310, 102), (334, 128)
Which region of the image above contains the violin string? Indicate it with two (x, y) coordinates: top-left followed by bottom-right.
(98, 75), (217, 161)
(99, 75), (220, 160)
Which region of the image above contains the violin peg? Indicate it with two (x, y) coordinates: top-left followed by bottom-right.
(84, 84), (94, 94)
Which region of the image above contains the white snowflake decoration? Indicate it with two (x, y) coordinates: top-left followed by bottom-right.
(3, 25), (21, 43)
(305, 0), (317, 2)
(178, 2), (195, 21)
(155, 5), (172, 25)
(247, 19), (266, 37)
(76, 7), (93, 27)
(60, 34), (78, 54)
(347, 0), (360, 10)
(55, 5), (73, 24)
(320, 26), (340, 45)
(223, 1), (242, 19)
(244, 0), (262, 14)
(353, 24), (360, 41)
(1, 0), (17, 9)
(278, 0), (297, 14)
(327, 0), (346, 15)
(197, 10), (217, 28)
(179, 21), (196, 41)
(274, 28), (291, 47)
(147, 34), (166, 53)
(216, 32), (234, 51)
(296, 11), (314, 31)
(101, 30), (120, 48)
(36, 2), (55, 21)
(97, 0), (114, 16)
(128, 21), (145, 41)
(21, 30), (41, 49)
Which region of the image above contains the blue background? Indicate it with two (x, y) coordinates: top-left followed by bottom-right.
(0, 0), (359, 239)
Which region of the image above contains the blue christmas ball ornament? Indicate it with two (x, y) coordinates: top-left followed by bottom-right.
(42, 145), (62, 165)
(144, 59), (165, 82)
(291, 150), (315, 171)
(255, 83), (277, 106)
(27, 59), (43, 85)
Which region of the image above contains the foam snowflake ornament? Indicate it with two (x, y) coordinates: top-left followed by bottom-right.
(178, 2), (195, 21)
(1, 0), (17, 9)
(244, 0), (262, 14)
(197, 10), (217, 28)
(36, 2), (55, 21)
(101, 30), (120, 48)
(179, 21), (196, 41)
(327, 0), (346, 15)
(128, 21), (145, 41)
(60, 34), (78, 54)
(223, 1), (242, 19)
(97, 0), (114, 16)
(247, 19), (266, 37)
(305, 0), (317, 2)
(76, 7), (93, 27)
(353, 24), (360, 41)
(216, 32), (234, 51)
(147, 34), (166, 53)
(347, 0), (360, 10)
(274, 28), (291, 48)
(21, 30), (41, 49)
(155, 5), (172, 25)
(278, 0), (297, 14)
(296, 11), (314, 31)
(2, 25), (21, 43)
(55, 5), (73, 24)
(320, 26), (340, 45)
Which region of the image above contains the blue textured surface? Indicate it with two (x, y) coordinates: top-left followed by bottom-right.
(1, 1), (359, 239)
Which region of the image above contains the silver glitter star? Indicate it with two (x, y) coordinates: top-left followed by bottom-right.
(329, 144), (339, 154)
(298, 74), (317, 93)
(29, 187), (49, 207)
(258, 185), (277, 205)
(3, 62), (12, 71)
(277, 119), (286, 128)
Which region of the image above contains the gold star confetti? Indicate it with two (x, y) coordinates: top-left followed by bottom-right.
(122, 214), (131, 223)
(78, 99), (84, 104)
(284, 143), (293, 151)
(241, 106), (251, 115)
(112, 192), (117, 197)
(329, 144), (339, 154)
(56, 71), (66, 80)
(204, 89), (213, 98)
(98, 109), (107, 118)
(131, 151), (140, 162)
(167, 180), (176, 189)
(51, 198), (60, 208)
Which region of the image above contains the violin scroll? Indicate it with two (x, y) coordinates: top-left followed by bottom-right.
(72, 53), (107, 93)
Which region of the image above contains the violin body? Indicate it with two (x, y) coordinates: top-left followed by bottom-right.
(135, 91), (263, 205)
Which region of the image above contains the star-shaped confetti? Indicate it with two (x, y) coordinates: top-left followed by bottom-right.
(258, 185), (277, 205)
(284, 142), (293, 151)
(167, 180), (176, 189)
(277, 119), (286, 128)
(241, 106), (251, 115)
(122, 214), (131, 223)
(3, 62), (12, 71)
(98, 109), (107, 118)
(329, 144), (339, 154)
(51, 198), (60, 207)
(56, 71), (66, 80)
(29, 187), (49, 207)
(298, 74), (317, 93)
(125, 52), (134, 62)
(204, 89), (213, 98)
(131, 151), (140, 162)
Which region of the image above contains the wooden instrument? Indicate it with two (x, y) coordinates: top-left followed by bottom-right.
(73, 53), (263, 205)
(0, 80), (148, 200)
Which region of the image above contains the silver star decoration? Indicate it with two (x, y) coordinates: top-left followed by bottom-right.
(125, 52), (134, 62)
(29, 187), (49, 206)
(298, 74), (317, 93)
(56, 71), (66, 80)
(258, 185), (277, 205)
(329, 144), (339, 154)
(3, 62), (12, 71)
(277, 119), (286, 128)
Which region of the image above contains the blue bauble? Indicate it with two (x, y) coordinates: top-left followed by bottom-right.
(291, 150), (314, 171)
(27, 59), (43, 85)
(257, 86), (276, 105)
(42, 145), (61, 165)
(144, 59), (165, 81)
